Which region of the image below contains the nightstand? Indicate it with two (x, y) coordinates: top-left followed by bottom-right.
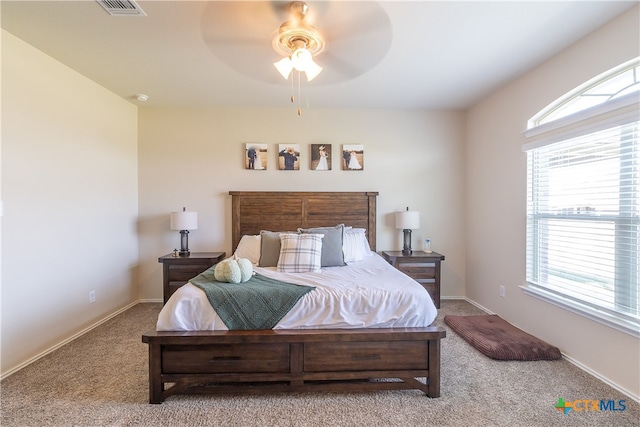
(381, 250), (445, 308)
(158, 252), (226, 303)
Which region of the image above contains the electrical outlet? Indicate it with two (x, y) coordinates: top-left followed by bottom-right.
(89, 290), (96, 304)
(499, 285), (506, 298)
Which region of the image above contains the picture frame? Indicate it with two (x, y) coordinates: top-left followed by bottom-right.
(310, 144), (331, 170)
(341, 144), (364, 170)
(245, 143), (267, 170)
(278, 144), (300, 170)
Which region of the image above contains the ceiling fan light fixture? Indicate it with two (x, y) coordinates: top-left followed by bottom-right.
(274, 57), (294, 79)
(291, 47), (312, 71)
(272, 2), (325, 79)
(273, 47), (322, 82)
(302, 58), (322, 81)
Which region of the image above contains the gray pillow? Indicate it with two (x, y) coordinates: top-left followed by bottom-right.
(298, 224), (345, 267)
(258, 230), (292, 267)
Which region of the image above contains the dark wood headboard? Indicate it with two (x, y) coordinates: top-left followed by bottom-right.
(229, 191), (378, 252)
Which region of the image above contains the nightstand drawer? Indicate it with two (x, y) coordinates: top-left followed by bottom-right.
(419, 283), (437, 305)
(168, 281), (193, 296)
(398, 265), (436, 280)
(167, 264), (211, 281)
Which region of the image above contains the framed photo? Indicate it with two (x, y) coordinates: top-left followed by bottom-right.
(310, 144), (331, 170)
(342, 144), (364, 170)
(245, 143), (267, 170)
(278, 144), (300, 170)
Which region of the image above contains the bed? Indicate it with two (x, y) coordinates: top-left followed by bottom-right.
(142, 191), (446, 403)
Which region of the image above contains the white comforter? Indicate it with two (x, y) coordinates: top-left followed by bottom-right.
(156, 252), (438, 331)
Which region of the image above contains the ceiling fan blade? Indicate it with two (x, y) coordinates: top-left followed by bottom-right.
(201, 2), (287, 81)
(201, 2), (279, 43)
(315, 51), (363, 82)
(308, 1), (392, 82)
(315, 1), (391, 41)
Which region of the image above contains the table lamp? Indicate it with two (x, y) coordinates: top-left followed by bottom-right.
(170, 207), (198, 256)
(395, 207), (420, 255)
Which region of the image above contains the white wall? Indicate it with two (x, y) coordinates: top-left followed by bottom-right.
(465, 6), (640, 398)
(1, 30), (139, 376)
(137, 107), (466, 301)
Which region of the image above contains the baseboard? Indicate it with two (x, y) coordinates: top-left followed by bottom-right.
(0, 300), (139, 381)
(560, 353), (640, 403)
(464, 297), (494, 314)
(139, 298), (163, 303)
(459, 296), (639, 403)
(441, 296), (494, 315)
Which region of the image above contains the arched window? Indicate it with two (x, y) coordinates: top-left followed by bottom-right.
(529, 57), (639, 127)
(522, 58), (639, 336)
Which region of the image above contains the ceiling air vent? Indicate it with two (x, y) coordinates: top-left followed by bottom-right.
(97, 0), (146, 16)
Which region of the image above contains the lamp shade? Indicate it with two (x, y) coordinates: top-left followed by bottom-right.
(170, 210), (198, 231)
(395, 210), (420, 230)
(274, 53), (323, 82)
(291, 47), (313, 71)
(302, 59), (323, 81)
(274, 57), (294, 79)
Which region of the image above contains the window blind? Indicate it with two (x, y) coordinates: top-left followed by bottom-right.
(523, 98), (639, 334)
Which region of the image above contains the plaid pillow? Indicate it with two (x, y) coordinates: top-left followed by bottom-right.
(277, 233), (323, 273)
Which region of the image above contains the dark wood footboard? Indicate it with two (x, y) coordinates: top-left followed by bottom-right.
(142, 327), (446, 403)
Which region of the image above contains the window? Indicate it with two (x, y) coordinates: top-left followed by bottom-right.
(529, 57), (640, 127)
(523, 58), (639, 336)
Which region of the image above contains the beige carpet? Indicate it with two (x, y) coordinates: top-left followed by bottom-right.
(1, 300), (638, 427)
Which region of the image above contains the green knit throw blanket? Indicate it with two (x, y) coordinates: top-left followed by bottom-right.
(190, 268), (315, 330)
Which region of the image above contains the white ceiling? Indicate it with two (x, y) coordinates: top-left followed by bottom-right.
(1, 1), (636, 110)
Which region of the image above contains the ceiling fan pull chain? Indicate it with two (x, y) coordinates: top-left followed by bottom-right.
(297, 71), (302, 116)
(290, 72), (294, 103)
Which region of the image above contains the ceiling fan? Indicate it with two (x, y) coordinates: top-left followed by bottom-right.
(200, 1), (392, 86)
(272, 1), (325, 82)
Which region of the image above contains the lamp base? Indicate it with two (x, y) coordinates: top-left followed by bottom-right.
(179, 230), (190, 257)
(402, 229), (413, 255)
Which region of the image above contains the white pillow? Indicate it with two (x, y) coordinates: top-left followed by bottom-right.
(359, 229), (373, 256)
(343, 228), (371, 263)
(233, 235), (261, 265)
(277, 233), (323, 273)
